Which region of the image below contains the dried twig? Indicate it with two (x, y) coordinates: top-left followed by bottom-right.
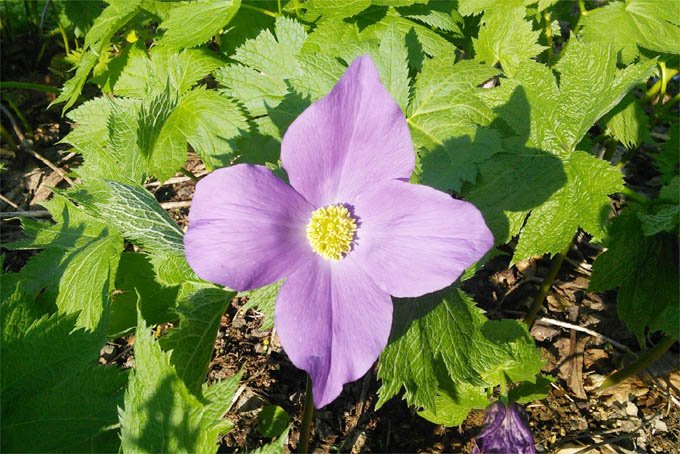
(535, 316), (633, 354)
(0, 104), (75, 186)
(0, 193), (20, 209)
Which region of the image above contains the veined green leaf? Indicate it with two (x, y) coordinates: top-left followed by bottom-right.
(1, 298), (126, 452)
(158, 0), (241, 50)
(160, 286), (236, 394)
(120, 316), (241, 453)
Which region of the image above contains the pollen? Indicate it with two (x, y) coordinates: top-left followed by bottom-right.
(306, 205), (357, 261)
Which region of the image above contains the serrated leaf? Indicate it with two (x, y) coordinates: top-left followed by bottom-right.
(164, 88), (248, 170)
(377, 288), (543, 418)
(396, 2), (464, 34)
(240, 280), (282, 330)
(120, 316), (240, 453)
(8, 195), (123, 331)
(158, 0), (241, 50)
(458, 0), (525, 16)
(474, 6), (546, 77)
(85, 0), (141, 50)
(508, 375), (554, 404)
(416, 381), (488, 426)
(257, 405), (290, 438)
(655, 121), (680, 185)
(513, 151), (623, 261)
(216, 16), (307, 116)
(601, 93), (651, 149)
(68, 180), (197, 286)
(110, 252), (180, 336)
(590, 209), (679, 340)
(374, 23), (410, 111)
(52, 50), (98, 112)
(499, 43), (656, 153)
(407, 57), (499, 150)
(304, 0), (371, 18)
(581, 0), (680, 64)
(160, 287), (235, 394)
(114, 45), (226, 98)
(250, 427), (290, 454)
(1, 302), (126, 453)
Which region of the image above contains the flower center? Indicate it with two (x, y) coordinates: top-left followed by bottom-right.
(306, 205), (357, 261)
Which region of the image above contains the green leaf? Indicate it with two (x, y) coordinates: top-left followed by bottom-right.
(377, 288), (543, 419)
(115, 45), (226, 98)
(240, 280), (282, 331)
(216, 16), (307, 116)
(638, 177), (680, 236)
(601, 93), (651, 149)
(1, 300), (126, 453)
(9, 195), (123, 331)
(304, 0), (371, 18)
(500, 43), (656, 153)
(407, 57), (499, 150)
(120, 316), (241, 453)
(590, 209), (679, 340)
(52, 50), (99, 112)
(513, 151), (623, 261)
(416, 381), (488, 426)
(374, 23), (410, 112)
(160, 287), (236, 394)
(158, 0), (241, 50)
(655, 121), (680, 185)
(68, 181), (197, 286)
(463, 144), (566, 244)
(110, 252), (180, 336)
(508, 375), (554, 404)
(473, 6), (545, 77)
(257, 405), (290, 438)
(53, 0), (142, 111)
(84, 0), (141, 50)
(581, 0), (680, 64)
(458, 0), (525, 16)
(250, 427), (291, 454)
(165, 88), (249, 170)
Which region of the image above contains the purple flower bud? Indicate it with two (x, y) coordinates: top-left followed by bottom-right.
(473, 401), (536, 454)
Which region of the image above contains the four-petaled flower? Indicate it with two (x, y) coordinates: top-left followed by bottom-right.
(473, 401), (536, 454)
(184, 56), (493, 407)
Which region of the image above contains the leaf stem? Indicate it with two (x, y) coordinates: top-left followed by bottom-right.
(299, 374), (314, 453)
(643, 66), (678, 103)
(544, 11), (553, 65)
(599, 335), (677, 391)
(277, 0), (282, 15)
(179, 167), (199, 182)
(523, 244), (570, 328)
(240, 3), (278, 18)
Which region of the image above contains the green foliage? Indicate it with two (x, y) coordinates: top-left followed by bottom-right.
(157, 0), (241, 50)
(240, 280), (282, 330)
(257, 405), (290, 438)
(120, 316), (241, 453)
(590, 203), (679, 342)
(1, 291), (126, 452)
(581, 0), (680, 64)
(473, 6), (545, 77)
(160, 286), (236, 394)
(601, 93), (651, 149)
(377, 288), (543, 425)
(8, 195), (123, 331)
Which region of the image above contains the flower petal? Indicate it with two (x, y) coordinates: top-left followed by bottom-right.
(352, 180), (494, 297)
(275, 256), (392, 408)
(184, 164), (314, 291)
(281, 55), (415, 207)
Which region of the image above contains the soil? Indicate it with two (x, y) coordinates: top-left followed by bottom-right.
(2, 27), (679, 454)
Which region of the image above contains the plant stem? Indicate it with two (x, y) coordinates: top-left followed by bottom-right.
(179, 167), (199, 182)
(643, 66), (678, 103)
(544, 11), (553, 65)
(299, 374), (314, 453)
(240, 3), (278, 18)
(599, 335), (677, 391)
(277, 0), (282, 15)
(524, 244), (570, 328)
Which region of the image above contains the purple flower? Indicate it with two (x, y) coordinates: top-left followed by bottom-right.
(473, 402), (536, 454)
(184, 56), (493, 407)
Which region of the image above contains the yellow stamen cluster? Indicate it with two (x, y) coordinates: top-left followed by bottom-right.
(306, 205), (357, 261)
